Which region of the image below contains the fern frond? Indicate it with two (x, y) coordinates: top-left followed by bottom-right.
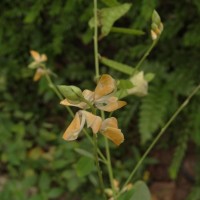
(139, 83), (170, 144)
(168, 129), (189, 180)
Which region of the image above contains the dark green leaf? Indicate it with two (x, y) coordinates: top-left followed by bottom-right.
(75, 157), (95, 177)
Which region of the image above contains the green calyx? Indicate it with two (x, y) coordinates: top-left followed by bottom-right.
(58, 85), (83, 102)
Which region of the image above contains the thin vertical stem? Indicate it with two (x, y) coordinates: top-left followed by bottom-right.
(133, 40), (157, 74)
(44, 73), (74, 117)
(93, 134), (107, 199)
(101, 111), (116, 199)
(117, 84), (200, 198)
(94, 0), (99, 78)
(93, 0), (106, 198)
(105, 137), (117, 198)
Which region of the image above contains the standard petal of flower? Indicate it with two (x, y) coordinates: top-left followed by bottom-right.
(60, 99), (87, 109)
(82, 89), (94, 102)
(63, 112), (82, 141)
(81, 111), (102, 134)
(96, 97), (127, 112)
(94, 74), (116, 100)
(102, 127), (124, 146)
(30, 50), (40, 61)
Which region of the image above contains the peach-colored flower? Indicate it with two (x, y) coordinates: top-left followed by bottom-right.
(62, 110), (102, 141)
(30, 50), (47, 64)
(33, 68), (46, 81)
(100, 117), (124, 146)
(60, 74), (127, 112)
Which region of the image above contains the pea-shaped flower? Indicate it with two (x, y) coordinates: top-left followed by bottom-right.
(60, 74), (127, 112)
(62, 110), (102, 141)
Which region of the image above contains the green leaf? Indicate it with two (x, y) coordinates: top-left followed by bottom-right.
(89, 3), (132, 37)
(139, 84), (170, 144)
(39, 172), (51, 191)
(119, 181), (151, 200)
(100, 0), (120, 7)
(58, 85), (83, 101)
(75, 157), (95, 177)
(100, 3), (132, 37)
(74, 148), (94, 160)
(144, 73), (155, 82)
(100, 56), (135, 75)
(111, 27), (145, 36)
(118, 79), (134, 90)
(48, 188), (63, 198)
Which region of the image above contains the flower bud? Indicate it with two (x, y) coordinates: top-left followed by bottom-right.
(152, 10), (161, 25)
(127, 71), (148, 97)
(58, 85), (83, 102)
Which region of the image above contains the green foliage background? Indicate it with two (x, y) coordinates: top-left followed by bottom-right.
(0, 0), (200, 199)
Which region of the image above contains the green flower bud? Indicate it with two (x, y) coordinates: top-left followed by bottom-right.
(151, 22), (158, 32)
(152, 10), (161, 25)
(58, 85), (83, 102)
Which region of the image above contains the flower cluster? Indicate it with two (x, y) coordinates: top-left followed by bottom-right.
(151, 10), (163, 40)
(60, 74), (127, 145)
(29, 50), (49, 81)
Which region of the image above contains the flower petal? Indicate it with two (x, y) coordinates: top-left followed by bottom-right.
(102, 127), (124, 145)
(60, 99), (87, 109)
(96, 97), (127, 112)
(82, 89), (94, 102)
(101, 117), (124, 145)
(40, 54), (47, 62)
(62, 112), (82, 141)
(81, 111), (102, 134)
(101, 117), (118, 129)
(30, 50), (47, 62)
(94, 74), (116, 100)
(33, 68), (44, 81)
(30, 50), (40, 61)
(128, 71), (148, 97)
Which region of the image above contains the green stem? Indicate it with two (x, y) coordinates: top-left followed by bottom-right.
(94, 0), (99, 78)
(83, 128), (107, 164)
(93, 134), (107, 199)
(93, 1), (107, 198)
(45, 73), (74, 117)
(101, 111), (116, 199)
(118, 84), (200, 197)
(133, 40), (157, 74)
(105, 137), (117, 198)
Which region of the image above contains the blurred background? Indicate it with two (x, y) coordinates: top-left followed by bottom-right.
(0, 0), (200, 199)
